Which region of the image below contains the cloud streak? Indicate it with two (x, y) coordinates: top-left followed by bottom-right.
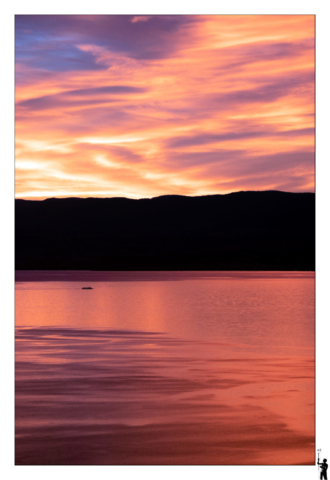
(15, 15), (315, 199)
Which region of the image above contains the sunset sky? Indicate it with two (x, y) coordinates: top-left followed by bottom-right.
(15, 15), (315, 199)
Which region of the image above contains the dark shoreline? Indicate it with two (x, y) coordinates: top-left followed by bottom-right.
(16, 190), (315, 271)
(15, 270), (315, 283)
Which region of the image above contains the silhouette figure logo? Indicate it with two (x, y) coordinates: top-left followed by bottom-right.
(318, 450), (328, 479)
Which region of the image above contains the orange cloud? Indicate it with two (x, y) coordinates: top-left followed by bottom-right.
(15, 15), (314, 199)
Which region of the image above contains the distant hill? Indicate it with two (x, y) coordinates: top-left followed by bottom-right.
(15, 191), (315, 271)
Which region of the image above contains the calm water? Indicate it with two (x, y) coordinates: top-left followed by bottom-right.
(15, 271), (315, 465)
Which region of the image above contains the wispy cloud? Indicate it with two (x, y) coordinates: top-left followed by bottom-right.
(15, 15), (314, 199)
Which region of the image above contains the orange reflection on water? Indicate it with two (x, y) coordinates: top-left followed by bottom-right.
(15, 272), (314, 465)
(15, 327), (314, 465)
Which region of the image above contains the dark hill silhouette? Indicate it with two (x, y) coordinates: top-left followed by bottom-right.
(15, 191), (315, 271)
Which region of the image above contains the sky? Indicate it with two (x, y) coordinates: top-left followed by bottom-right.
(15, 15), (315, 199)
(4, 5), (328, 480)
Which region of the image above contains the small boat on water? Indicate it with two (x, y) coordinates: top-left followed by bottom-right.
(82, 287), (93, 290)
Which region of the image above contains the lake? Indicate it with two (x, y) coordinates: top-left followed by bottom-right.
(15, 271), (315, 465)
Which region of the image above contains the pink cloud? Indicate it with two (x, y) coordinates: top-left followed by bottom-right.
(15, 15), (315, 199)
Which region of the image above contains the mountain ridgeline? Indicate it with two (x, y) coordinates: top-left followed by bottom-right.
(15, 191), (315, 271)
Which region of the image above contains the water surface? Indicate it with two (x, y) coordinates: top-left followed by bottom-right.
(15, 271), (314, 465)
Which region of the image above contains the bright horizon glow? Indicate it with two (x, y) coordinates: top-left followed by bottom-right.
(15, 15), (315, 200)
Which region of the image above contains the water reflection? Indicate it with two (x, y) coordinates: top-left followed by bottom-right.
(15, 271), (314, 350)
(15, 326), (314, 465)
(15, 272), (314, 465)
